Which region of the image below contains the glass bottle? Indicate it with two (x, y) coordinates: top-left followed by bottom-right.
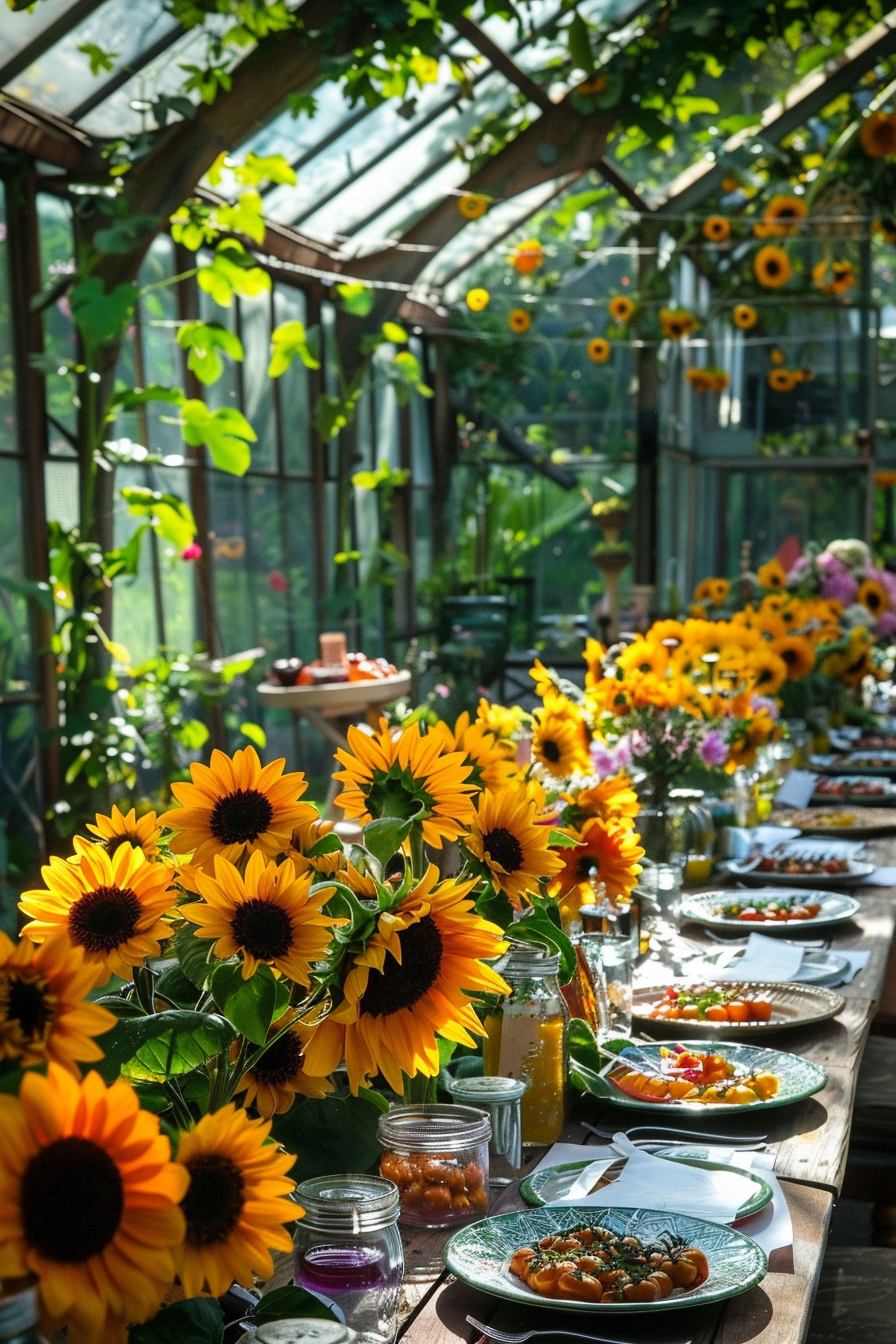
(0, 1281), (41, 1344)
(669, 788), (715, 885)
(293, 1175), (403, 1344)
(482, 948), (568, 1146)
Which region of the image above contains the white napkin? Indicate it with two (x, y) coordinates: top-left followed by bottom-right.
(650, 1146), (793, 1254)
(775, 771), (818, 809)
(774, 837), (865, 859)
(531, 1142), (606, 1175)
(752, 825), (804, 849)
(709, 931), (804, 982)
(824, 949), (870, 984)
(859, 866), (896, 886)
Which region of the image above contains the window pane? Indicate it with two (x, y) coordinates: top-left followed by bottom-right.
(273, 286), (311, 476)
(0, 182), (16, 456)
(0, 458), (32, 690)
(37, 194), (77, 456)
(239, 292), (276, 474)
(722, 469), (867, 574)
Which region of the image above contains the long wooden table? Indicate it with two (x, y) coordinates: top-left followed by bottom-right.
(395, 841), (896, 1344)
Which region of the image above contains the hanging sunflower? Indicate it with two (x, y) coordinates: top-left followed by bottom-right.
(531, 696), (591, 778)
(860, 111), (896, 158)
(466, 287), (490, 312)
(0, 1064), (187, 1344)
(732, 304), (758, 330)
(458, 192), (489, 219)
(771, 634), (816, 680)
(0, 931), (114, 1073)
(509, 239), (544, 274)
(608, 295), (636, 324)
(703, 215), (731, 242)
(659, 308), (697, 339)
(548, 817), (644, 901)
(694, 577), (730, 607)
(754, 246), (792, 289)
(755, 194), (807, 237)
(159, 746), (316, 872)
(812, 259), (856, 295)
(234, 1009), (332, 1116)
(768, 368), (799, 392)
(463, 784), (564, 909)
(756, 558), (787, 589)
(685, 367), (713, 393)
(508, 307), (532, 333)
(174, 1104), (297, 1298)
(858, 578), (890, 617)
(333, 718), (476, 849)
(86, 805), (162, 861)
(746, 647), (789, 696)
(587, 337), (611, 362)
(19, 838), (174, 985)
(303, 865), (508, 1094)
(769, 347), (785, 365)
(181, 851), (337, 983)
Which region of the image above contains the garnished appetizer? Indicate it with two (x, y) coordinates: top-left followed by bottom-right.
(816, 777), (886, 798)
(509, 1225), (709, 1303)
(754, 855), (849, 875)
(648, 985), (773, 1023)
(713, 896), (821, 922)
(610, 1044), (780, 1105)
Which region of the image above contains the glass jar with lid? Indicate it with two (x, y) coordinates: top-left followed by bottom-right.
(481, 946), (568, 1146)
(0, 1281), (40, 1344)
(293, 1175), (403, 1344)
(377, 1104), (490, 1229)
(256, 1325), (360, 1344)
(446, 1076), (527, 1185)
(669, 788), (715, 886)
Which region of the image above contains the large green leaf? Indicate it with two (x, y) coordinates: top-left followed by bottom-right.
(154, 963), (201, 1009)
(70, 277), (138, 352)
(271, 1093), (385, 1181)
(173, 924), (214, 991)
(211, 961), (277, 1045)
(197, 240), (270, 307)
(362, 812), (420, 868)
(180, 400), (256, 475)
(129, 1297), (224, 1344)
(335, 281), (374, 316)
(94, 1011), (235, 1084)
(120, 486), (197, 550)
(267, 319), (321, 376)
(253, 1286), (337, 1326)
(176, 320), (244, 384)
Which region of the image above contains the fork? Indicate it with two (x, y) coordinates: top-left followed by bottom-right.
(583, 1121), (767, 1146)
(465, 1316), (691, 1344)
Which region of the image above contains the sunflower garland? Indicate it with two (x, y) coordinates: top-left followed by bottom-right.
(660, 308), (697, 339)
(608, 295), (636, 324)
(732, 303), (757, 330)
(703, 215), (731, 242)
(754, 194), (807, 237)
(587, 336), (610, 362)
(754, 245), (792, 289)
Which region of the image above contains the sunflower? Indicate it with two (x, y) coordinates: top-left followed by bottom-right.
(433, 711), (517, 794)
(770, 347), (785, 365)
(0, 932), (114, 1074)
(563, 774), (640, 829)
(732, 303), (758, 330)
(463, 785), (564, 909)
(0, 1064), (187, 1344)
(287, 816), (343, 878)
(19, 839), (174, 986)
(159, 746), (316, 872)
(458, 192), (488, 219)
(756, 195), (807, 237)
(686, 367), (713, 392)
(548, 818), (643, 901)
(234, 1010), (333, 1116)
(616, 637), (670, 678)
(768, 368), (798, 392)
(530, 657), (559, 698)
(174, 1104), (297, 1299)
(333, 718), (476, 849)
(531, 696), (591, 778)
(608, 295), (636, 324)
(660, 308), (697, 339)
(860, 111), (896, 159)
(703, 215), (731, 242)
(510, 239), (544, 274)
(858, 578), (890, 617)
(823, 629), (876, 686)
(694, 577), (730, 607)
(757, 558), (786, 589)
(302, 866), (508, 1094)
(508, 307), (532, 333)
(813, 259), (857, 294)
(771, 634), (816, 680)
(86, 805), (162, 861)
(466, 288), (489, 311)
(181, 851), (337, 983)
(476, 697), (528, 743)
(587, 337), (610, 362)
(745, 646), (789, 696)
(754, 245), (792, 289)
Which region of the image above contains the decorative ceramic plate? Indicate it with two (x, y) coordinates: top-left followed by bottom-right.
(722, 858), (875, 889)
(770, 807), (896, 837)
(811, 781), (896, 808)
(520, 1152), (773, 1219)
(680, 889), (861, 932)
(632, 981), (845, 1037)
(822, 752), (896, 777)
(444, 1205), (768, 1314)
(574, 1040), (826, 1114)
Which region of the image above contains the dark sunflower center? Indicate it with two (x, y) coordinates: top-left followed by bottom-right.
(866, 590), (883, 613)
(577, 854), (599, 880)
(483, 827), (525, 874)
(182, 1154), (246, 1247)
(766, 258), (781, 275)
(252, 1031), (304, 1087)
(230, 899), (294, 961)
(360, 915), (443, 1017)
(105, 833), (140, 857)
(4, 976), (52, 1040)
(780, 647), (799, 667)
(68, 885), (141, 953)
(21, 1136), (124, 1262)
(210, 788), (275, 846)
(541, 739), (561, 764)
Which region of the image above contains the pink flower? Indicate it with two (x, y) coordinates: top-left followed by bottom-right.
(820, 573), (858, 604)
(181, 542), (202, 560)
(876, 610), (896, 638)
(880, 571), (896, 607)
(700, 729), (729, 767)
(268, 569), (288, 592)
(434, 683), (450, 698)
(817, 552), (846, 577)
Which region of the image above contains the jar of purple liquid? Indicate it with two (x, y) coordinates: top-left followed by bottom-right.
(293, 1175), (403, 1344)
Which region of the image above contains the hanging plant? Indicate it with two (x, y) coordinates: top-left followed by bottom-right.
(659, 308), (698, 339)
(458, 192), (489, 219)
(812, 259), (856, 294)
(753, 195), (807, 237)
(703, 215), (731, 242)
(768, 368), (800, 392)
(687, 367), (729, 393)
(754, 246), (792, 288)
(586, 337), (611, 362)
(608, 295), (636, 324)
(732, 303), (758, 329)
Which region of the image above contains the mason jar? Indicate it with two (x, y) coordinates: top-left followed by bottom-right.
(377, 1104), (490, 1229)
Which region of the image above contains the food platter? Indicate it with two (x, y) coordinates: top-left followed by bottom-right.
(816, 751), (896, 777)
(770, 807), (896, 837)
(722, 857), (875, 888)
(812, 775), (896, 806)
(444, 1205), (767, 1314)
(680, 888), (861, 932)
(632, 981), (845, 1038)
(520, 1153), (773, 1218)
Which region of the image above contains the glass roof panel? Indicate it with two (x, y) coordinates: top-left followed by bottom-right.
(0, 0), (79, 75)
(345, 157), (472, 256)
(4, 0), (177, 119)
(237, 79), (360, 167)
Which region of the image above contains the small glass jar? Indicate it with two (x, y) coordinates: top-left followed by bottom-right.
(293, 1175), (403, 1344)
(446, 1076), (527, 1185)
(0, 1282), (39, 1344)
(670, 788), (715, 886)
(376, 1104), (490, 1229)
(482, 947), (568, 1147)
(256, 1325), (359, 1344)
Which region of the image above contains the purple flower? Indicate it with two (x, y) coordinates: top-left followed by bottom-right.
(787, 555), (809, 583)
(821, 573), (858, 604)
(751, 695), (780, 718)
(817, 552), (846, 577)
(590, 738), (631, 777)
(700, 729), (729, 767)
(876, 610), (896, 638)
(881, 571), (896, 607)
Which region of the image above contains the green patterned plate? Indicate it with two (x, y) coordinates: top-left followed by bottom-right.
(520, 1153), (772, 1220)
(574, 1039), (826, 1114)
(445, 1205), (768, 1313)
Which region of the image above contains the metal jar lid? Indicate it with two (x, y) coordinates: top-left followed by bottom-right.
(377, 1102), (491, 1154)
(294, 1174), (399, 1233)
(446, 1075), (528, 1105)
(255, 1321), (357, 1344)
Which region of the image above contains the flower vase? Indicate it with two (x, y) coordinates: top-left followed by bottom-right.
(635, 802), (686, 925)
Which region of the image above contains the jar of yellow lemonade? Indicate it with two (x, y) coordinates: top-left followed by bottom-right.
(482, 947), (568, 1146)
(670, 789), (715, 886)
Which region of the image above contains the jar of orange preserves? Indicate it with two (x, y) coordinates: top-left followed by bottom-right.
(376, 1104), (491, 1229)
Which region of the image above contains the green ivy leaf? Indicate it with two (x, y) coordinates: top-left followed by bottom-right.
(94, 1010), (235, 1084)
(130, 1297), (224, 1344)
(78, 41), (117, 75)
(271, 1092), (385, 1181)
(240, 722), (267, 749)
(180, 400), (256, 475)
(110, 384), (185, 411)
(511, 902), (577, 984)
(211, 961), (277, 1045)
(174, 718), (210, 750)
(253, 1286), (337, 1327)
(362, 808), (422, 868)
(154, 963), (201, 1009)
(548, 829), (580, 848)
(567, 12), (594, 72)
(70, 277), (138, 353)
(336, 281), (375, 316)
(176, 320), (244, 385)
(213, 190), (266, 244)
(120, 486), (197, 550)
(381, 321), (408, 344)
(268, 320), (321, 376)
(305, 832), (343, 858)
(197, 240), (271, 306)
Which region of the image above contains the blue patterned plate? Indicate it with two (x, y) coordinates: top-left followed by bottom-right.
(520, 1153), (772, 1219)
(445, 1205), (767, 1313)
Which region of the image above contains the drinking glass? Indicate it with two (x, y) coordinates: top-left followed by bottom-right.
(580, 932), (634, 1041)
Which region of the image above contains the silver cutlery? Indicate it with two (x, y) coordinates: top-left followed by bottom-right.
(583, 1121), (767, 1147)
(465, 1316), (693, 1344)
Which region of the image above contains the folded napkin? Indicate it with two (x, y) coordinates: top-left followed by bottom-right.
(709, 931), (804, 982)
(774, 770), (819, 809)
(860, 866), (896, 887)
(823, 949), (870, 985)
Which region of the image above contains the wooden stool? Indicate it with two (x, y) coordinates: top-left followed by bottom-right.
(806, 1247), (896, 1341)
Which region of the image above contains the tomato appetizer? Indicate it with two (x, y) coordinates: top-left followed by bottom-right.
(610, 1044), (780, 1105)
(714, 896), (822, 922)
(815, 776), (889, 798)
(753, 855), (849, 875)
(509, 1225), (709, 1303)
(648, 985), (773, 1023)
(380, 1150), (488, 1222)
